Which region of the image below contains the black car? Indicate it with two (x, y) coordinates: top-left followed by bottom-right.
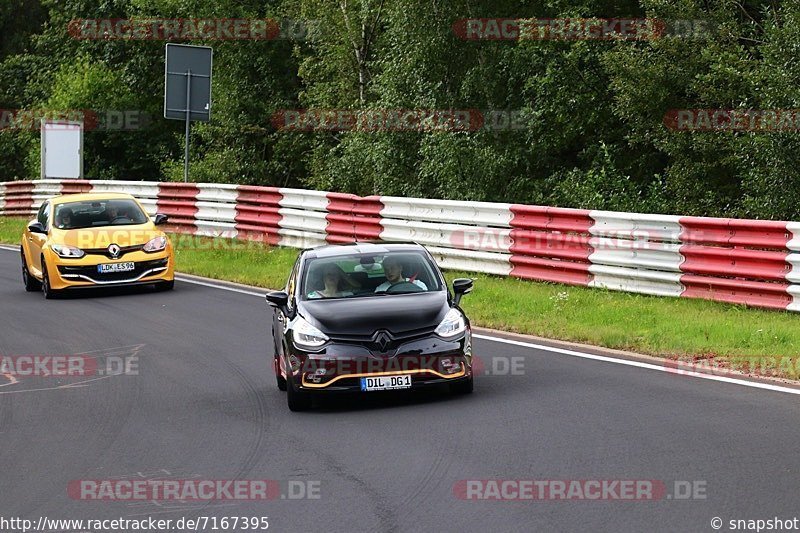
(266, 242), (475, 411)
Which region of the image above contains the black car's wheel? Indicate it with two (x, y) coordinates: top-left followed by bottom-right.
(450, 375), (474, 395)
(21, 253), (41, 292)
(41, 259), (61, 300)
(275, 358), (287, 391)
(273, 325), (288, 391)
(287, 372), (312, 411)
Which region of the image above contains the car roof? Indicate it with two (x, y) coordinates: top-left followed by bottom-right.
(50, 192), (137, 204)
(302, 241), (427, 259)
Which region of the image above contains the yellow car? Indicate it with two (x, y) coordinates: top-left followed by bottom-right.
(21, 193), (175, 299)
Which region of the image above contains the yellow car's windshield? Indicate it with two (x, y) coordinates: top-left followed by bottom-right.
(54, 199), (149, 230)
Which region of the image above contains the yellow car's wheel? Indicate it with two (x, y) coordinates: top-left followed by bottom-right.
(41, 258), (61, 300)
(155, 280), (175, 292)
(21, 252), (41, 292)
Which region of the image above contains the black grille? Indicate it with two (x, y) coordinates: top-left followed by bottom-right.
(328, 326), (436, 344)
(58, 259), (168, 283)
(328, 327), (437, 355)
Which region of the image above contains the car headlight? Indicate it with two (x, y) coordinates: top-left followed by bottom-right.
(143, 236), (168, 253)
(51, 244), (85, 259)
(292, 316), (329, 349)
(435, 308), (466, 338)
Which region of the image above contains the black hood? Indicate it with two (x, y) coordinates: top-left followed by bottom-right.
(298, 291), (450, 337)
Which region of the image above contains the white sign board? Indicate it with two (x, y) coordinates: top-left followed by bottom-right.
(41, 121), (83, 179)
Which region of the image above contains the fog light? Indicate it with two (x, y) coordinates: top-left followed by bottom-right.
(441, 358), (461, 374)
(305, 367), (328, 383)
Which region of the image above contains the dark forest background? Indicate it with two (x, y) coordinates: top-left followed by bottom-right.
(2, 1), (799, 219)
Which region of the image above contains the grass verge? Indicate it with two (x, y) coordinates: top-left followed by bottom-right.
(3, 216), (800, 374)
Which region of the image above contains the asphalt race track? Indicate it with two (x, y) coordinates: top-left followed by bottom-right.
(1, 247), (799, 533)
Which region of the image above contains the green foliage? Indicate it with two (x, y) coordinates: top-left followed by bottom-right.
(1, 0), (800, 219)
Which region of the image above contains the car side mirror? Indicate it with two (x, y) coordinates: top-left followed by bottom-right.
(266, 291), (291, 316)
(452, 278), (473, 307)
(154, 213), (169, 226)
(28, 222), (47, 235)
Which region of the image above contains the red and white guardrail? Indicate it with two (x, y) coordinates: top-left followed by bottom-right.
(2, 179), (799, 312)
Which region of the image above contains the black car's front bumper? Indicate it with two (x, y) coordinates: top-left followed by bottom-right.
(287, 332), (473, 393)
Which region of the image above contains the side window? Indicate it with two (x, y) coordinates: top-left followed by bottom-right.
(36, 203), (47, 225)
(43, 203), (51, 229)
(286, 257), (300, 306)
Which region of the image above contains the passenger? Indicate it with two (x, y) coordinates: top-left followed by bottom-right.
(308, 264), (359, 298)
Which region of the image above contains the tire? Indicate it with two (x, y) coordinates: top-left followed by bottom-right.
(287, 372), (312, 412)
(275, 357), (287, 391)
(21, 253), (41, 292)
(155, 280), (175, 291)
(450, 375), (474, 395)
(273, 327), (288, 391)
(41, 259), (61, 300)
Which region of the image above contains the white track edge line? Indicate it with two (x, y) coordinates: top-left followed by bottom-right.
(175, 276), (265, 297)
(472, 334), (800, 396)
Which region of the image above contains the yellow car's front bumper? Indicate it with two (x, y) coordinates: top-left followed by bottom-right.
(43, 247), (174, 290)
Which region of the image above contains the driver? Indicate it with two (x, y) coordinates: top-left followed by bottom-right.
(56, 208), (74, 229)
(106, 204), (119, 222)
(375, 256), (427, 292)
(106, 204), (131, 223)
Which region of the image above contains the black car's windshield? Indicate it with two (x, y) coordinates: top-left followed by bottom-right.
(53, 199), (149, 230)
(301, 251), (443, 300)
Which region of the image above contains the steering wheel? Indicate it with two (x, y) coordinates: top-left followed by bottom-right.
(110, 216), (127, 223)
(385, 281), (424, 294)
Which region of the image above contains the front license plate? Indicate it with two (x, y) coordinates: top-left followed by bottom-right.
(97, 262), (135, 273)
(360, 375), (412, 391)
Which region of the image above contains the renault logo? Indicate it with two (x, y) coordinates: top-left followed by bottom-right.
(108, 244), (121, 259)
(373, 331), (393, 352)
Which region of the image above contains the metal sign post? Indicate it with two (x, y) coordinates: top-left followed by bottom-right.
(164, 44), (212, 182)
(184, 69), (191, 183)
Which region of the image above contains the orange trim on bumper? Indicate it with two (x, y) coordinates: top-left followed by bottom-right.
(301, 363), (466, 389)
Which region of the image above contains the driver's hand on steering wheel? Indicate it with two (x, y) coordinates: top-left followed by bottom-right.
(375, 278), (428, 293)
